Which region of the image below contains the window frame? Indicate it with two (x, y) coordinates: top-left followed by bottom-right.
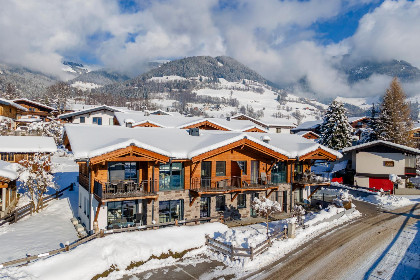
(237, 193), (246, 208)
(215, 161), (226, 177)
(80, 116), (85, 123)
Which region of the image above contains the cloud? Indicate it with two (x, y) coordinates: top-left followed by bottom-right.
(0, 0), (419, 99)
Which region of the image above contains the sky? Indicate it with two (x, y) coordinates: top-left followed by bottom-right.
(1, 0), (420, 98)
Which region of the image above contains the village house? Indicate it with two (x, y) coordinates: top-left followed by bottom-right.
(0, 98), (27, 121)
(0, 160), (19, 218)
(58, 105), (123, 125)
(0, 136), (57, 165)
(340, 140), (420, 194)
(14, 98), (55, 121)
(114, 112), (268, 132)
(64, 125), (341, 232)
(231, 114), (296, 134)
(409, 123), (420, 148)
(295, 131), (320, 140)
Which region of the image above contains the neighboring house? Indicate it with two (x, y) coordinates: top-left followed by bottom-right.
(231, 114), (296, 134)
(0, 136), (57, 165)
(64, 125), (341, 231)
(341, 140), (420, 193)
(0, 160), (19, 217)
(14, 98), (55, 121)
(291, 120), (322, 134)
(409, 123), (420, 148)
(296, 131), (320, 140)
(348, 116), (370, 131)
(114, 112), (268, 132)
(0, 98), (27, 120)
(58, 105), (122, 125)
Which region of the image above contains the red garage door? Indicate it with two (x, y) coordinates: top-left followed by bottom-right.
(369, 178), (394, 194)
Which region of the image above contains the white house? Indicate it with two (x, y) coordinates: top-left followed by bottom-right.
(58, 105), (122, 125)
(341, 140), (420, 193)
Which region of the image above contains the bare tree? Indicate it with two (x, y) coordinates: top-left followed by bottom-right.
(251, 197), (282, 237)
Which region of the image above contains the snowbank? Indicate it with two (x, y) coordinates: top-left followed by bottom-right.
(0, 223), (228, 280)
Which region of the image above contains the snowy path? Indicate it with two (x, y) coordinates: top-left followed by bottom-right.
(0, 154), (79, 263)
(258, 201), (420, 280)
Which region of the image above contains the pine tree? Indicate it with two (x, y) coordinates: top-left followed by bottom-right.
(320, 101), (353, 149)
(378, 77), (413, 146)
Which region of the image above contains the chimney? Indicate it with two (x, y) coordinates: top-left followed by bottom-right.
(188, 128), (200, 136)
(226, 117), (231, 121)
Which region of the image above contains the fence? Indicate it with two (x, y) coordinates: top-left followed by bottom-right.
(205, 228), (287, 261)
(0, 185), (72, 226)
(0, 216), (219, 268)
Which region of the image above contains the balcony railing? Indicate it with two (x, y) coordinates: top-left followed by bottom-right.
(293, 171), (330, 185)
(79, 173), (89, 191)
(94, 179), (158, 200)
(190, 176), (281, 192)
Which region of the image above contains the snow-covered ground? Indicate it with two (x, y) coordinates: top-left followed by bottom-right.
(328, 183), (419, 210)
(0, 153), (79, 264)
(0, 223), (228, 280)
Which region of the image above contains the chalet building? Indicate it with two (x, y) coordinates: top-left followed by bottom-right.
(0, 160), (19, 217)
(348, 117), (370, 130)
(58, 105), (122, 125)
(340, 141), (420, 193)
(409, 123), (420, 148)
(291, 120), (322, 134)
(231, 114), (296, 134)
(114, 112), (268, 132)
(64, 125), (341, 232)
(296, 131), (320, 140)
(0, 136), (57, 165)
(14, 98), (55, 121)
(0, 98), (27, 120)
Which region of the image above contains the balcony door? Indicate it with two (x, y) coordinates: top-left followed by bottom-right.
(108, 162), (138, 183)
(251, 161), (259, 184)
(201, 161), (212, 188)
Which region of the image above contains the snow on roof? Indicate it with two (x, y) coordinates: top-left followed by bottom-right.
(348, 116), (368, 123)
(0, 98), (27, 112)
(13, 98), (55, 111)
(0, 160), (19, 181)
(58, 105), (123, 119)
(0, 136), (57, 153)
(342, 140), (420, 155)
(258, 117), (296, 128)
(293, 120), (322, 130)
(64, 125), (341, 161)
(296, 131), (320, 137)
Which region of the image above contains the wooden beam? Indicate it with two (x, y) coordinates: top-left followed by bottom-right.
(308, 185), (323, 200)
(189, 195), (200, 207)
(94, 201), (102, 223)
(266, 189), (275, 198)
(231, 192), (239, 202)
(191, 161), (200, 178)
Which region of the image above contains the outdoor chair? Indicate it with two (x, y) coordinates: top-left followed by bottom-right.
(260, 172), (267, 185)
(116, 182), (125, 193)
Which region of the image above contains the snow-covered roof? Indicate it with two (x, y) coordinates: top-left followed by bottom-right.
(64, 125), (341, 161)
(293, 120), (322, 131)
(58, 105), (123, 119)
(0, 160), (19, 181)
(258, 117), (296, 128)
(13, 98), (55, 111)
(0, 98), (27, 112)
(342, 140), (420, 155)
(0, 136), (57, 153)
(348, 116), (368, 123)
(296, 131), (320, 137)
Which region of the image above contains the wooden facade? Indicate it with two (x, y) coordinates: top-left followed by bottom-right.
(14, 99), (54, 120)
(0, 104), (18, 119)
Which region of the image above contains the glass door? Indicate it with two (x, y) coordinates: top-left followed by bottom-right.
(201, 161), (212, 188)
(200, 197), (211, 218)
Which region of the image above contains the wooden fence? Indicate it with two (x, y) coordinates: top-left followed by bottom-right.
(0, 216), (219, 268)
(0, 185), (72, 226)
(205, 228), (287, 261)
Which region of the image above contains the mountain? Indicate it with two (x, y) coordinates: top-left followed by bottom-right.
(62, 61), (91, 77)
(0, 63), (57, 98)
(341, 59), (420, 84)
(70, 69), (130, 89)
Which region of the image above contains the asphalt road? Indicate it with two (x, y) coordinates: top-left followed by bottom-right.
(254, 201), (420, 280)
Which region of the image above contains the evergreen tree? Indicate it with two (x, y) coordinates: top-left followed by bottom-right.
(378, 77), (413, 146)
(320, 100), (353, 149)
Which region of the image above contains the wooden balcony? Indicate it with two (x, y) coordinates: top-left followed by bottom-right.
(293, 171), (330, 187)
(93, 179), (158, 202)
(79, 173), (89, 191)
(190, 176), (282, 195)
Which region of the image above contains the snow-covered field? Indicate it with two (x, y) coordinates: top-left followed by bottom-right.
(0, 223), (228, 280)
(0, 153), (79, 264)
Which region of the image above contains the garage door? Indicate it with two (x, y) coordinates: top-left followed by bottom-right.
(369, 178), (394, 194)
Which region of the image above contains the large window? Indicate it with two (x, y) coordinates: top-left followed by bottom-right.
(108, 162), (138, 183)
(271, 162), (287, 183)
(216, 195), (226, 211)
(159, 162), (184, 190)
(107, 200), (137, 227)
(237, 193), (246, 208)
(93, 117), (102, 125)
(0, 153), (14, 161)
(159, 199), (184, 223)
(216, 161), (226, 176)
